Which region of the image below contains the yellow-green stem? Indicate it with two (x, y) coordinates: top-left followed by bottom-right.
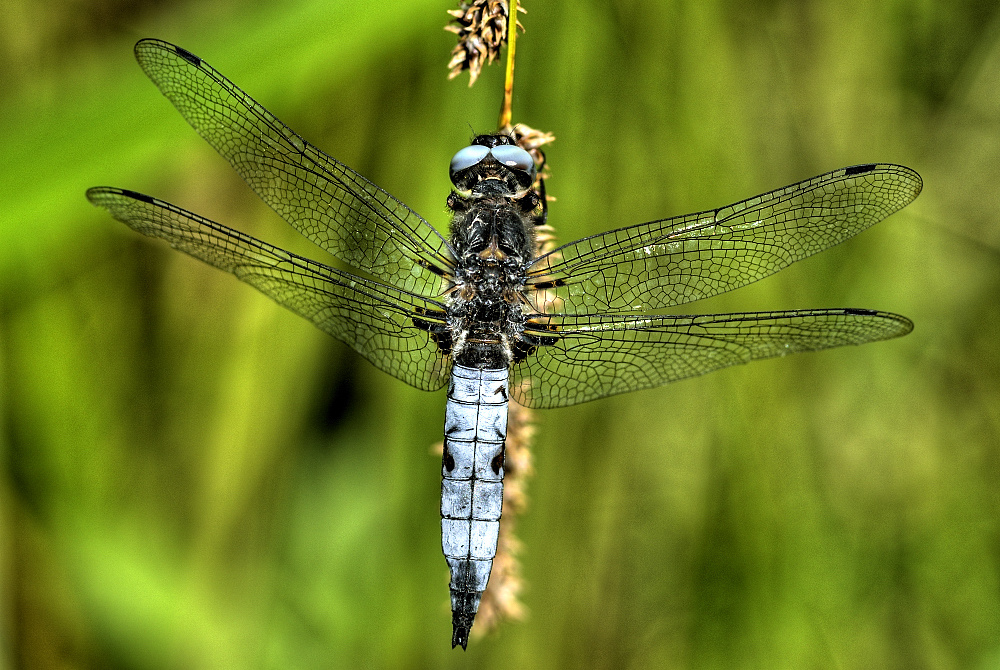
(498, 0), (518, 129)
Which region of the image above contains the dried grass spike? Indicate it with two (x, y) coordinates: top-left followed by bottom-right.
(446, 0), (526, 86)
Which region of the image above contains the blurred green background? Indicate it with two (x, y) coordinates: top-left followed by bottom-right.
(2, 0), (999, 668)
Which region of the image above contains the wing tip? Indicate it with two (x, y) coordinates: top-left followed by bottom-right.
(134, 38), (202, 67)
(843, 162), (923, 200)
(841, 307), (913, 344)
(86, 187), (156, 207)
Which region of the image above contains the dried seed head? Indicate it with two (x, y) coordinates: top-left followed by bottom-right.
(447, 0), (525, 86)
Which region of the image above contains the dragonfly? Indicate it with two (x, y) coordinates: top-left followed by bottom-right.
(87, 39), (921, 649)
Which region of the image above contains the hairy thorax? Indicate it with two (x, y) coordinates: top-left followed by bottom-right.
(446, 191), (538, 369)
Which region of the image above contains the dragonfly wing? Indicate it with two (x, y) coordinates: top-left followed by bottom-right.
(510, 309), (912, 408)
(132, 38), (453, 294)
(526, 164), (921, 313)
(88, 187), (451, 391)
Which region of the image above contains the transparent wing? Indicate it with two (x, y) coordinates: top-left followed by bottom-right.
(526, 164), (921, 313)
(87, 187), (451, 391)
(510, 309), (912, 408)
(133, 38), (454, 294)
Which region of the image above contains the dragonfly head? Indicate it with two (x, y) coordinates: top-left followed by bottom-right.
(449, 135), (536, 196)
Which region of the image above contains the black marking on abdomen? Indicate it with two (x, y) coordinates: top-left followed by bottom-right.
(490, 446), (505, 475)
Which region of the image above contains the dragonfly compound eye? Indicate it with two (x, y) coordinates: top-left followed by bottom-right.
(490, 145), (536, 176)
(489, 145), (536, 191)
(449, 145), (491, 186)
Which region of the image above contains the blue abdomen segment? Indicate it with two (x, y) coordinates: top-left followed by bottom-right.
(441, 364), (508, 649)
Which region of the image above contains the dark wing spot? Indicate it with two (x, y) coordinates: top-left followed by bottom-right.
(416, 259), (451, 277)
(413, 313), (453, 356)
(843, 308), (877, 316)
(510, 342), (536, 365)
(443, 446), (455, 472)
(529, 279), (566, 290)
(413, 306), (448, 320)
(174, 46), (201, 66)
(844, 164), (877, 176)
(524, 319), (561, 333)
(122, 189), (155, 205)
(511, 326), (561, 364)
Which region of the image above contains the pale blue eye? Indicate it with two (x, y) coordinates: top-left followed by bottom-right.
(449, 145), (490, 174)
(490, 145), (535, 173)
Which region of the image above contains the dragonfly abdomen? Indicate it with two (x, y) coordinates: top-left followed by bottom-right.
(441, 364), (508, 649)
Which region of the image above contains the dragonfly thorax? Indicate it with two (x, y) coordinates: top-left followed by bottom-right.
(446, 238), (528, 368)
(445, 138), (540, 369)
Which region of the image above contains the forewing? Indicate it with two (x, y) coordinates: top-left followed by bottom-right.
(132, 38), (453, 293)
(526, 164), (921, 312)
(510, 309), (912, 408)
(87, 187), (451, 391)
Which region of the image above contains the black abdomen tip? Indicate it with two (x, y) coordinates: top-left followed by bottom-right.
(452, 625), (470, 650)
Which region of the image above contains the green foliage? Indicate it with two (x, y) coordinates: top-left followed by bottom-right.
(2, 0), (999, 668)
